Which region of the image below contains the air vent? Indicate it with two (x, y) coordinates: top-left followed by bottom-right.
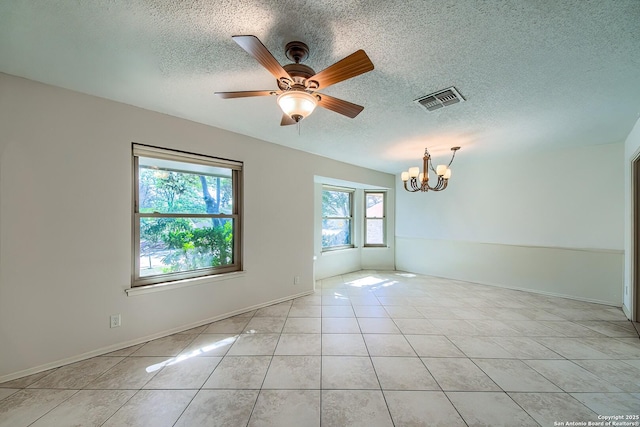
(415, 87), (465, 111)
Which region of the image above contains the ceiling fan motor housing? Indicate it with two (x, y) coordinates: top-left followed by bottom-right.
(279, 63), (316, 90)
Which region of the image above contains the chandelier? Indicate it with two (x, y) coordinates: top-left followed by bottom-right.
(401, 147), (460, 192)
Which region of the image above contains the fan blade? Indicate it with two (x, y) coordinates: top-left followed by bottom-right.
(308, 50), (374, 90)
(215, 90), (278, 99)
(317, 94), (364, 118)
(232, 35), (291, 82)
(280, 114), (297, 126)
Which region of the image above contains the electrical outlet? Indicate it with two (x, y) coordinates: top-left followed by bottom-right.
(294, 276), (300, 285)
(110, 314), (121, 328)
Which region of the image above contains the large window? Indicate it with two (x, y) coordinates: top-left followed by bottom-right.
(364, 191), (386, 246)
(132, 144), (242, 287)
(322, 187), (354, 250)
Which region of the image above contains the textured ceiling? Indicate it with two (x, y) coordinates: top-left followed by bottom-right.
(1, 0), (639, 173)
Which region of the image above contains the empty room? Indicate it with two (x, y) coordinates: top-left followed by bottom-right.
(1, 1), (640, 426)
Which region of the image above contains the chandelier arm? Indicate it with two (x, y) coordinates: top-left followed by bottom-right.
(431, 179), (443, 191)
(447, 149), (458, 167)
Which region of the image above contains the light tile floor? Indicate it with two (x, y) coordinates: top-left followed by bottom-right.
(1, 271), (639, 426)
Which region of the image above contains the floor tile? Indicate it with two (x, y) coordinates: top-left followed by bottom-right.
(384, 390), (466, 427)
(524, 360), (623, 392)
(384, 305), (424, 318)
(322, 333), (368, 356)
(471, 320), (519, 335)
(363, 334), (416, 356)
(201, 356), (271, 389)
(274, 333), (321, 355)
(447, 391), (539, 426)
(322, 295), (351, 306)
(422, 358), (500, 391)
(287, 305), (321, 317)
(178, 333), (237, 357)
(573, 359), (640, 392)
(30, 389), (135, 427)
(393, 318), (437, 334)
(27, 357), (123, 389)
(102, 389), (196, 427)
(579, 337), (640, 358)
(489, 336), (564, 359)
(534, 337), (613, 359)
(321, 390), (393, 427)
(322, 317), (361, 333)
(226, 333), (279, 356)
(292, 295), (322, 306)
(84, 357), (166, 389)
(357, 318), (401, 334)
(570, 392), (640, 415)
(322, 356), (379, 389)
(0, 389), (77, 427)
(0, 369), (58, 389)
(0, 389), (19, 401)
(539, 321), (608, 337)
(4, 270), (637, 427)
(143, 356), (221, 389)
(174, 389), (258, 427)
(203, 317), (250, 334)
(283, 317), (322, 333)
(509, 392), (598, 426)
(322, 305), (355, 317)
(352, 305), (389, 317)
(404, 335), (465, 357)
(176, 324), (209, 335)
(131, 334), (197, 357)
(473, 358), (562, 392)
(349, 296), (381, 306)
(248, 390), (320, 427)
(371, 357), (439, 390)
(429, 319), (478, 335)
(244, 317), (286, 333)
(262, 355), (321, 389)
(505, 320), (562, 336)
(254, 302), (291, 317)
(576, 320), (640, 337)
(447, 336), (515, 358)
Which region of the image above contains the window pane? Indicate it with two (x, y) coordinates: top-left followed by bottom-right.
(365, 219), (384, 245)
(322, 190), (351, 217)
(365, 193), (384, 217)
(322, 218), (351, 247)
(139, 166), (233, 214)
(139, 217), (234, 277)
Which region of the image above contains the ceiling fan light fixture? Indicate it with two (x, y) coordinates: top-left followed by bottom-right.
(277, 91), (318, 122)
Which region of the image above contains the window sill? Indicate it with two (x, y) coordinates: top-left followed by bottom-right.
(321, 246), (357, 254)
(126, 271), (245, 296)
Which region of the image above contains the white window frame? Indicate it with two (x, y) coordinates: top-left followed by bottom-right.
(321, 186), (355, 251)
(364, 191), (387, 247)
(132, 144), (242, 287)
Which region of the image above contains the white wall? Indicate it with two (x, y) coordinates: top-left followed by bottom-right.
(396, 143), (625, 305)
(0, 73), (393, 380)
(624, 117), (640, 316)
(313, 178), (396, 280)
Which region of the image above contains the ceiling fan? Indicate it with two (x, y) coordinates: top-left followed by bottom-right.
(215, 35), (374, 126)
